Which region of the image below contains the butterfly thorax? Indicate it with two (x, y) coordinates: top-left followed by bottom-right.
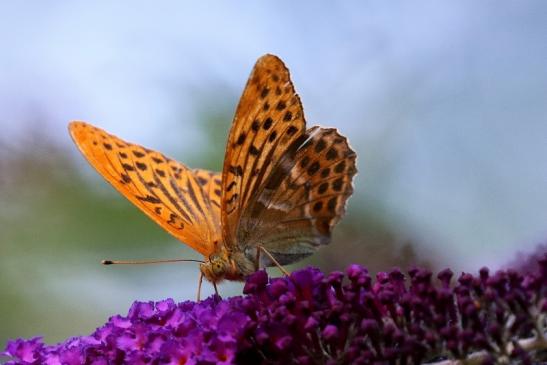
(199, 249), (255, 283)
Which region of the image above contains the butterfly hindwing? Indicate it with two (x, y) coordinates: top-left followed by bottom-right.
(69, 121), (221, 256)
(238, 127), (357, 266)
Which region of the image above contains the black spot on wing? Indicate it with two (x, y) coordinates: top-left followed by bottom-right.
(314, 139), (326, 153)
(227, 193), (238, 204)
(226, 181), (236, 192)
(120, 173), (131, 184)
(228, 165), (243, 176)
(334, 161), (346, 173)
(332, 178), (344, 192)
(283, 111), (293, 122)
(327, 197), (337, 213)
(263, 118), (273, 130)
(318, 182), (328, 194)
(326, 148), (338, 160)
(313, 201), (323, 212)
(287, 125), (298, 135)
(136, 162), (147, 171)
(307, 161), (320, 176)
(251, 120), (260, 131)
(137, 195), (161, 204)
(249, 145), (260, 156)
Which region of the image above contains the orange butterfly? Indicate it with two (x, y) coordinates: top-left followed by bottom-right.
(69, 54), (357, 299)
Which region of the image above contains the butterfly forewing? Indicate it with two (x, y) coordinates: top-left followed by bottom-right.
(69, 121), (221, 256)
(193, 168), (222, 226)
(239, 127), (357, 266)
(221, 54), (307, 248)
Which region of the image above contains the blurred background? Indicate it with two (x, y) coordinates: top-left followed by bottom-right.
(1, 0), (546, 353)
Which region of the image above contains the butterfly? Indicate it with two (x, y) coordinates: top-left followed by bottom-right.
(69, 54), (357, 299)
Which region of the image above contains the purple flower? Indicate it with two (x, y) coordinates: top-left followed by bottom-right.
(4, 296), (250, 365)
(4, 254), (546, 364)
(3, 338), (43, 364)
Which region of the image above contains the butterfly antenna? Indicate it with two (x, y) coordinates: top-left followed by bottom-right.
(102, 258), (205, 265)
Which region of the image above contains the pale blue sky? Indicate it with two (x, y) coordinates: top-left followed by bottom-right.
(1, 0), (546, 270)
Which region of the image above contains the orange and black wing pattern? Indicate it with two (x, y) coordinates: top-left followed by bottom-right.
(69, 121), (221, 257)
(220, 54), (307, 247)
(220, 54), (357, 266)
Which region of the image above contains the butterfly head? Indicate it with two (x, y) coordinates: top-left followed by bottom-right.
(200, 253), (230, 283)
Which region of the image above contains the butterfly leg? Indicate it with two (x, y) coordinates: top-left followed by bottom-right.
(255, 247), (261, 271)
(197, 272), (203, 302)
(212, 281), (219, 297)
(259, 246), (290, 276)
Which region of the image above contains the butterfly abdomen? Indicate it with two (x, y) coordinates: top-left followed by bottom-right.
(229, 251), (256, 278)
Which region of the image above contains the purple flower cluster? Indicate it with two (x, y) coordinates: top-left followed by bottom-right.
(4, 255), (546, 364)
(3, 298), (250, 365)
(238, 259), (546, 364)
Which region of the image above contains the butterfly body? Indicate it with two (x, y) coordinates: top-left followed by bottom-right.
(69, 54), (357, 289)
